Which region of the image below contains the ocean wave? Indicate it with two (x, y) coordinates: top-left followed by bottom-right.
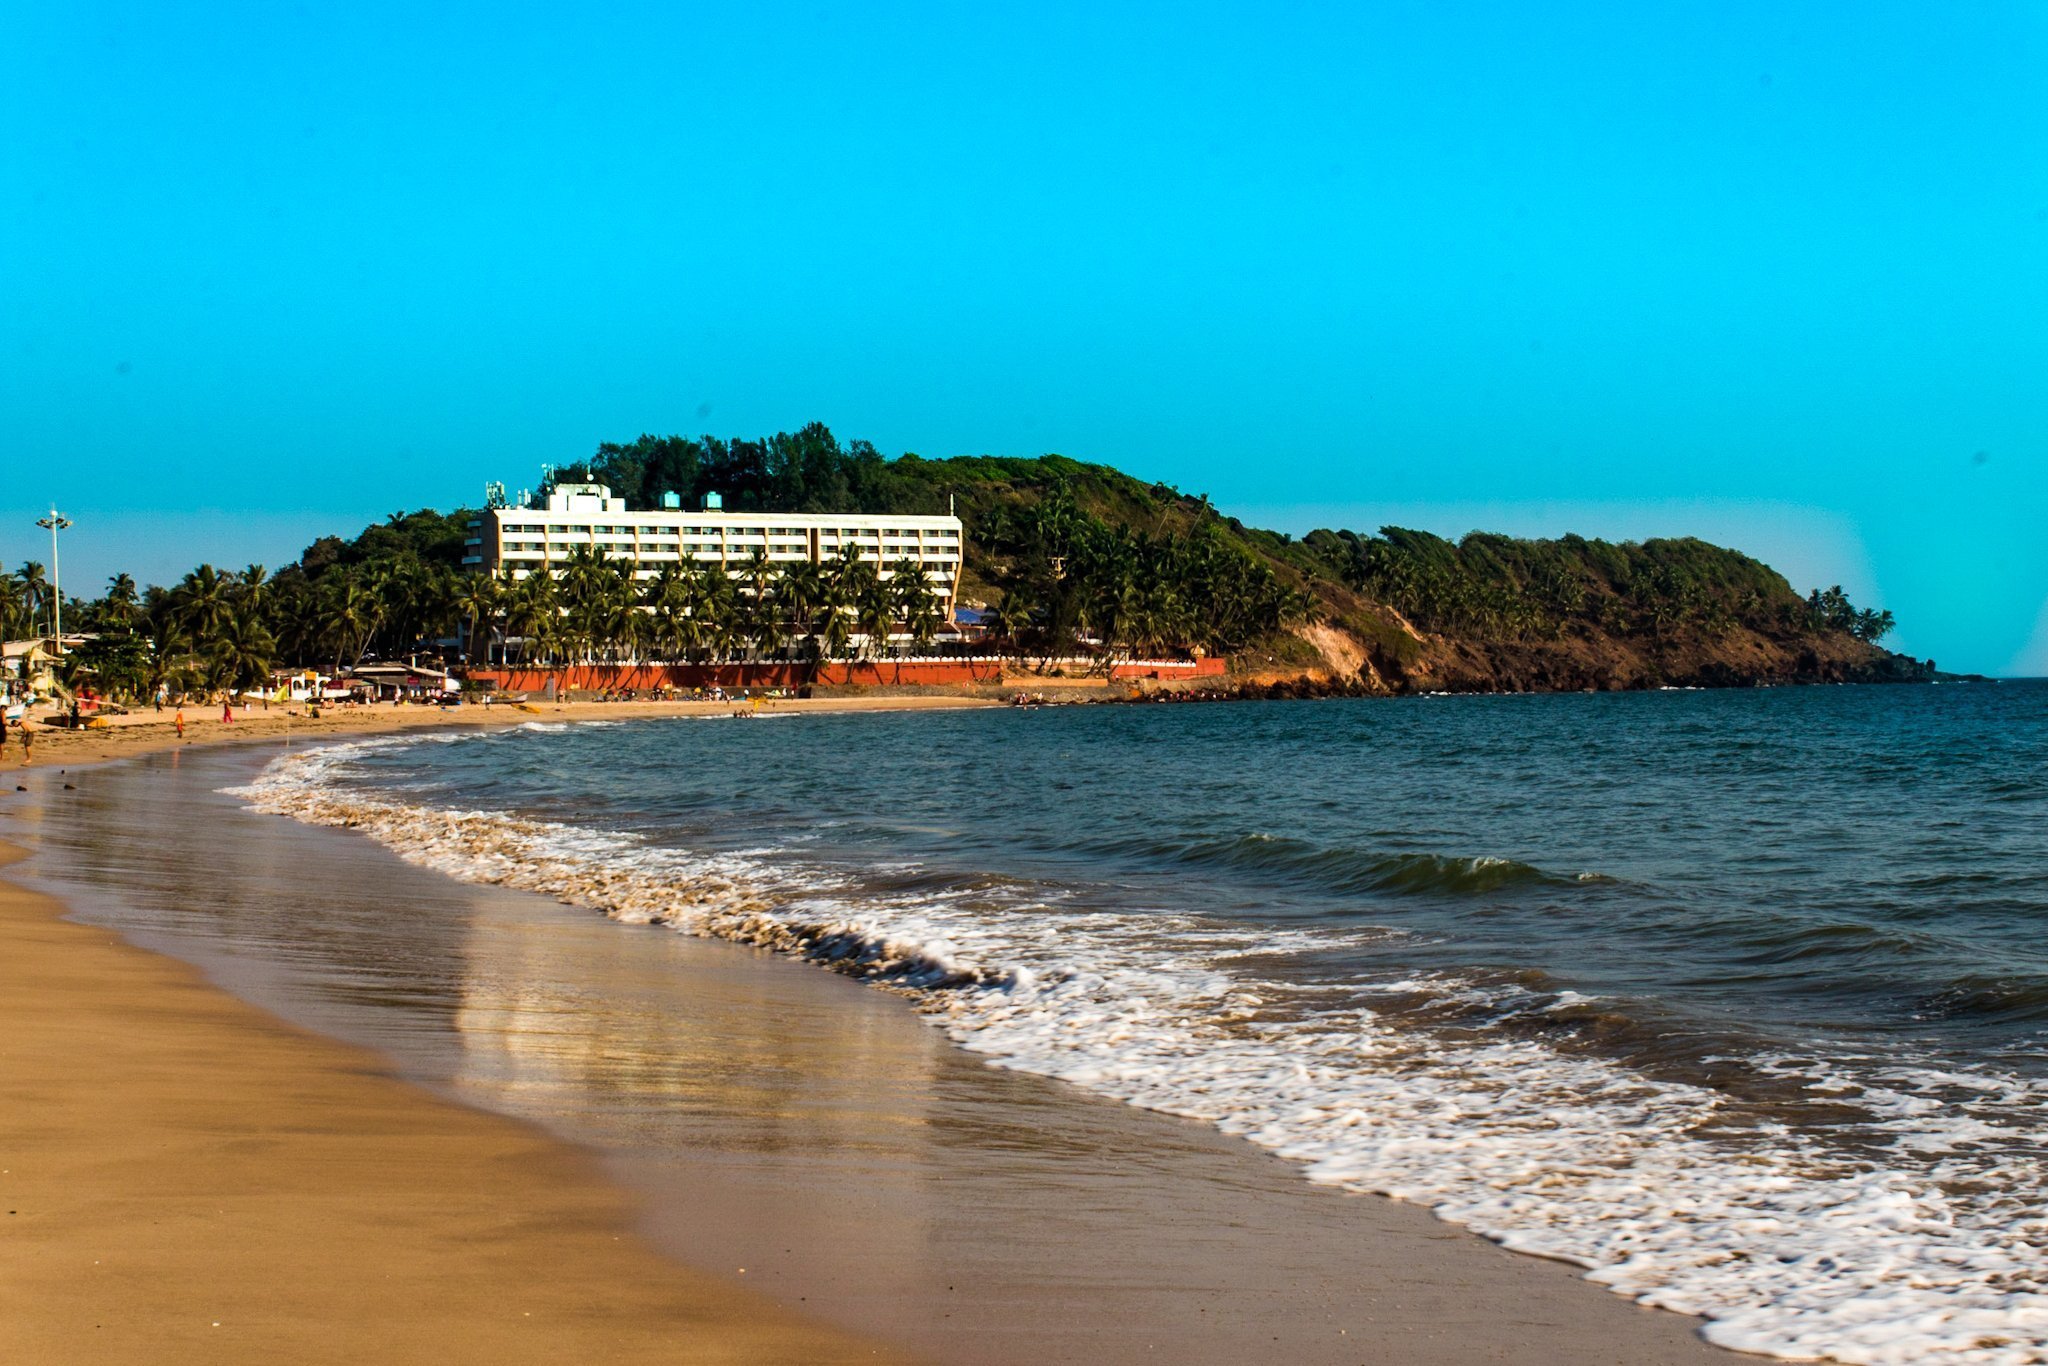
(1919, 974), (2048, 1027)
(1078, 831), (1594, 898)
(231, 736), (2048, 1366)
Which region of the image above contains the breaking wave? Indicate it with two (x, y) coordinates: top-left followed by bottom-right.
(233, 736), (2048, 1366)
(1079, 832), (1588, 897)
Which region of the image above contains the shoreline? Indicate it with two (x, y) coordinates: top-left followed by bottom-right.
(4, 713), (1745, 1365)
(5, 691), (1000, 769)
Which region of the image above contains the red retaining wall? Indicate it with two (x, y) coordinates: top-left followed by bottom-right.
(467, 656), (1225, 693)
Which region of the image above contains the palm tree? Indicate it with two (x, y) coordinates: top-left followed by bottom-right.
(17, 561), (49, 637)
(890, 558), (940, 654)
(173, 565), (236, 646)
(101, 573), (142, 631)
(318, 570), (381, 672)
(558, 545), (622, 663)
(0, 572), (30, 639)
(207, 614), (277, 697)
(855, 574), (893, 661)
(780, 559), (826, 653)
(504, 572), (559, 664)
(457, 572), (503, 667)
(594, 568), (641, 662)
(690, 568), (735, 662)
(644, 561), (700, 663)
(990, 589), (1032, 662)
(239, 564), (271, 616)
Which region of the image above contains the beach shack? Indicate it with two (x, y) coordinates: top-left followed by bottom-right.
(343, 663), (461, 702)
(2, 634), (93, 700)
(257, 668), (354, 703)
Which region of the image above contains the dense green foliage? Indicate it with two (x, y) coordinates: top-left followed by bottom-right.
(559, 422), (950, 516)
(1288, 526), (1897, 644)
(962, 482), (1314, 660)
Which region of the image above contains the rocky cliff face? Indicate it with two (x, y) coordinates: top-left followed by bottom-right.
(1275, 617), (1935, 695)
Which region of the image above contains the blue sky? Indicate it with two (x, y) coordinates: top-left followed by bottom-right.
(4, 2), (2043, 673)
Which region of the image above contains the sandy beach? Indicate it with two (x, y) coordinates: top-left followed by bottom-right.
(1, 708), (1746, 1365)
(4, 691), (1002, 769)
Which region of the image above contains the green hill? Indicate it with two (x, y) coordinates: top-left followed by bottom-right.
(51, 422), (1931, 700)
(563, 423), (1931, 692)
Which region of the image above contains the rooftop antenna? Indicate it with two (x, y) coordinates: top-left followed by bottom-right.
(484, 480), (507, 509)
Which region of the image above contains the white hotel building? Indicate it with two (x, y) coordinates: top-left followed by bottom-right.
(463, 483), (965, 619)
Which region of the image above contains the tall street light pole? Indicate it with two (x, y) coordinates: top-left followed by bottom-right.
(35, 508), (72, 654)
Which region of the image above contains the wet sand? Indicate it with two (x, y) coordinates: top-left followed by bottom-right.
(4, 742), (1744, 1364)
(0, 832), (898, 1364)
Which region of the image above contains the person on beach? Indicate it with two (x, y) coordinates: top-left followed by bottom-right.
(19, 724), (31, 765)
(175, 708), (185, 740)
(222, 697), (234, 724)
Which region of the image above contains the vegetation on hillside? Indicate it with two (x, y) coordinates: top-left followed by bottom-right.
(1287, 526), (1896, 645)
(4, 422), (1918, 701)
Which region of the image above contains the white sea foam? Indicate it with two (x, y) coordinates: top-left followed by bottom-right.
(233, 737), (2048, 1365)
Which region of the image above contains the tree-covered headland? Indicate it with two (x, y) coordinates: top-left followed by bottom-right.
(13, 422), (1928, 701)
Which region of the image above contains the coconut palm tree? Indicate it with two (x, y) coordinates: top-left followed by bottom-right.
(889, 558), (940, 654)
(779, 559), (826, 653)
(100, 573), (142, 631)
(0, 573), (31, 639)
(239, 564), (270, 619)
(594, 568), (642, 662)
(698, 569), (740, 662)
(504, 572), (558, 664)
(17, 561), (49, 638)
(318, 570), (381, 672)
(989, 589), (1032, 662)
(557, 545), (623, 663)
(456, 572), (503, 666)
(172, 564), (237, 646)
(855, 573), (893, 660)
(644, 561), (698, 663)
(207, 613), (277, 697)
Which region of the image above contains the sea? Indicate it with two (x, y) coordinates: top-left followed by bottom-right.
(233, 681), (2048, 1365)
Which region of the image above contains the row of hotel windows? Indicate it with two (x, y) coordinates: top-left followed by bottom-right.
(499, 546), (959, 559)
(496, 565), (958, 584)
(498, 523), (959, 540)
(499, 537), (955, 548)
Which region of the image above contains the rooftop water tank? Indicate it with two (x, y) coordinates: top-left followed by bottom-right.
(660, 490), (682, 510)
(703, 491), (724, 511)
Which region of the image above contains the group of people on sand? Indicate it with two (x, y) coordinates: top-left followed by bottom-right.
(584, 684), (801, 704)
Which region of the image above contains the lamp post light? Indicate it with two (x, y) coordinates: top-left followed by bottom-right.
(35, 507), (72, 654)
